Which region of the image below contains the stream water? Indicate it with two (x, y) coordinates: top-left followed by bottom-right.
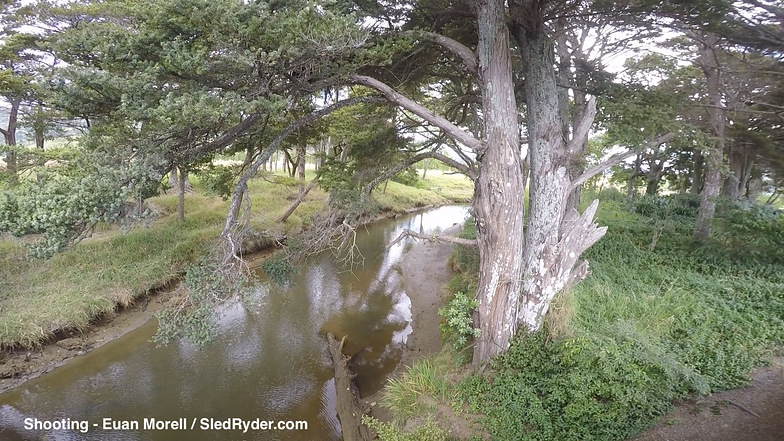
(0, 205), (468, 441)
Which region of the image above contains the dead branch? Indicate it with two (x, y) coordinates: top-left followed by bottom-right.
(387, 228), (477, 250)
(218, 96), (383, 275)
(570, 132), (675, 191)
(326, 333), (372, 441)
(278, 177), (319, 223)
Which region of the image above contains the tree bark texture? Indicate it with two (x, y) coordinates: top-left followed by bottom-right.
(1, 99), (20, 185)
(693, 33), (725, 241)
(471, 0), (525, 366)
(516, 32), (606, 332)
(326, 333), (372, 441)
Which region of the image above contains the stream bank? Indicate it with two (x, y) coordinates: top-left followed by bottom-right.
(0, 197), (465, 394)
(0, 205), (470, 441)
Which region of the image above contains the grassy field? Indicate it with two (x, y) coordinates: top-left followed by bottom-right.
(374, 191), (784, 441)
(0, 171), (473, 348)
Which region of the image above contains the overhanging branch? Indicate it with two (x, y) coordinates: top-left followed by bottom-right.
(402, 30), (479, 77)
(570, 132), (675, 191)
(219, 95), (385, 268)
(349, 74), (484, 154)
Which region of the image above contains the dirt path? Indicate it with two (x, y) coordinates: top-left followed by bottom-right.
(634, 357), (784, 441)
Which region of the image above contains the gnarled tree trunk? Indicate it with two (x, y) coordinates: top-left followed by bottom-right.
(513, 17), (606, 332)
(471, 0), (525, 366)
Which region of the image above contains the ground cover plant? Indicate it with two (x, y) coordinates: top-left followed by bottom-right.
(381, 190), (784, 440)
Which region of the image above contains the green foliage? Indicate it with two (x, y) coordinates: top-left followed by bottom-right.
(458, 196), (784, 440)
(362, 416), (449, 441)
(152, 257), (242, 347)
(632, 193), (700, 219)
(260, 252), (297, 287)
(381, 358), (449, 421)
(439, 291), (480, 350)
(0, 168), (128, 258)
(194, 164), (237, 200)
(392, 167), (427, 189)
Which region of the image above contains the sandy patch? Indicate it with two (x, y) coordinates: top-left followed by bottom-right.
(634, 357), (784, 441)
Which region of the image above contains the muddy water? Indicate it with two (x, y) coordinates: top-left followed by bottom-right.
(0, 205), (468, 441)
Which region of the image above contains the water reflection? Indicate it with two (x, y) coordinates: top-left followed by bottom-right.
(0, 205), (468, 440)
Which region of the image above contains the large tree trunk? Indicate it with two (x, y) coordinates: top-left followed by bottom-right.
(1, 99), (20, 186)
(693, 33), (725, 241)
(296, 144), (306, 181)
(721, 142), (751, 200)
(470, 0), (525, 366)
(691, 149), (704, 194)
(515, 26), (606, 332)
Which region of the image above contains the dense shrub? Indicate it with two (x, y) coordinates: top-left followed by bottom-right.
(457, 195), (784, 440)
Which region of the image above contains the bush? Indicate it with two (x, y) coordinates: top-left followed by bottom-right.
(458, 196), (784, 440)
(195, 165), (238, 200)
(362, 416), (449, 441)
(392, 167), (427, 189)
(440, 291), (480, 350)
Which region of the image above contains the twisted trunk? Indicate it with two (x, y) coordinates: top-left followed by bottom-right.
(471, 0), (525, 365)
(515, 28), (605, 332)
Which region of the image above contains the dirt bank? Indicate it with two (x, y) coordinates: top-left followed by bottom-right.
(0, 286), (180, 394)
(634, 356), (784, 441)
(364, 225), (459, 418)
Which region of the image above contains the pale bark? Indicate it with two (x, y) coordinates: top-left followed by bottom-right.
(514, 21), (607, 332)
(349, 75), (483, 154)
(471, 0), (525, 365)
(0, 98), (20, 185)
(402, 30), (479, 76)
(326, 333), (372, 441)
(694, 33), (725, 241)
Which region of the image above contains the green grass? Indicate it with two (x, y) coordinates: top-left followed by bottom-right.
(0, 172), (473, 348)
(388, 191), (784, 441)
(381, 356), (451, 422)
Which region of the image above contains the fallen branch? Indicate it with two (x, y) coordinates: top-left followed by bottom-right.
(387, 228), (477, 249)
(278, 177), (319, 223)
(326, 333), (372, 441)
(726, 399), (760, 418)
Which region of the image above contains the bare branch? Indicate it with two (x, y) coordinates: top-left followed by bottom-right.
(402, 30), (479, 76)
(219, 96), (384, 271)
(349, 74), (484, 154)
(570, 132), (675, 191)
(387, 228), (477, 249)
(567, 96), (597, 154)
(278, 177), (319, 223)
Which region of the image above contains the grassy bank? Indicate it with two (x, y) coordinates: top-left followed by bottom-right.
(375, 191), (784, 441)
(0, 171), (473, 348)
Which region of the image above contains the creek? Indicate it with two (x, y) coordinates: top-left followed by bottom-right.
(0, 205), (468, 441)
